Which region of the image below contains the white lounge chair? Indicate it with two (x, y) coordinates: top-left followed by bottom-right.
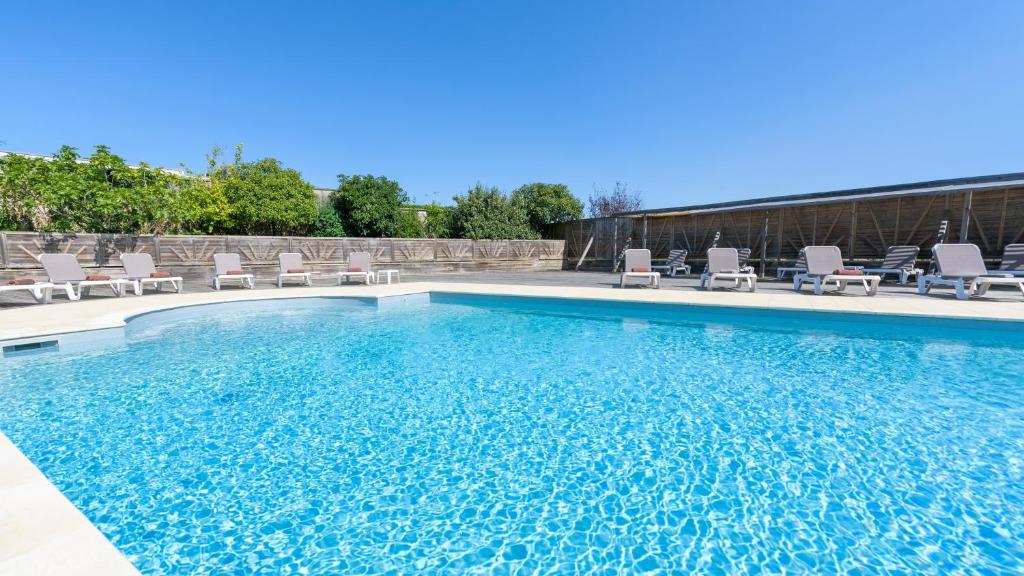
(337, 251), (375, 285)
(776, 249), (807, 279)
(120, 253), (183, 295)
(277, 252), (312, 287)
(919, 243), (1024, 300)
(38, 253), (130, 301)
(987, 244), (1024, 277)
(210, 253), (255, 290)
(0, 280), (54, 304)
(858, 245), (922, 285)
(699, 248), (757, 291)
(619, 249), (660, 288)
(651, 249), (691, 277)
(794, 246), (881, 296)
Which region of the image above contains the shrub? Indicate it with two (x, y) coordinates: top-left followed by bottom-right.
(214, 148), (318, 236)
(395, 209), (426, 238)
(331, 174), (408, 237)
(423, 204), (451, 238)
(452, 184), (538, 240)
(510, 183), (583, 235)
(308, 204), (345, 237)
(0, 145), (200, 234)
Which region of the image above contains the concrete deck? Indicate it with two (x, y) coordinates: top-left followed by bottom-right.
(1, 271), (1023, 575)
(2, 272), (1023, 343)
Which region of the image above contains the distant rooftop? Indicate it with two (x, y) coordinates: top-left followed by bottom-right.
(614, 172), (1024, 218)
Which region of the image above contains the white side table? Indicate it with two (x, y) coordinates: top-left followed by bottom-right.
(375, 269), (400, 284)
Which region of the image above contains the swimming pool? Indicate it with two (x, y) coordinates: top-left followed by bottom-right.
(1, 294), (1022, 574)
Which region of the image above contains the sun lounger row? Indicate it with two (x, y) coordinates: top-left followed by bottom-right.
(211, 251), (377, 290)
(621, 243), (1024, 299)
(3, 250), (388, 304)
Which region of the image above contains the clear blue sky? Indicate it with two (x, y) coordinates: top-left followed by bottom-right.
(2, 1), (1022, 209)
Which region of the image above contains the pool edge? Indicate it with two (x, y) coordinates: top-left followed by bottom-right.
(2, 280), (1023, 574)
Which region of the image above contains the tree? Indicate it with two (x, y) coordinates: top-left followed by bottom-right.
(331, 174), (408, 237)
(395, 209), (425, 238)
(308, 204), (345, 237)
(587, 181), (643, 218)
(423, 204), (451, 238)
(510, 183), (583, 234)
(0, 145), (197, 234)
(214, 148), (318, 235)
(452, 184), (538, 240)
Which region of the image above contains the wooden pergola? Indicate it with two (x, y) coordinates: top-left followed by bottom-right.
(552, 172), (1024, 272)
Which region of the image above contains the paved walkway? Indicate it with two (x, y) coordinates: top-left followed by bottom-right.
(3, 269), (1022, 310)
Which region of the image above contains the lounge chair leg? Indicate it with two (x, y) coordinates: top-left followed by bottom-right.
(955, 279), (969, 300)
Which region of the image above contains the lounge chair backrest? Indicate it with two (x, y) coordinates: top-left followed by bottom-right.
(804, 246), (845, 276)
(348, 251), (371, 271)
(879, 245), (919, 270)
(794, 248), (807, 269)
(38, 253), (86, 282)
(706, 248), (740, 274)
(736, 248), (751, 268)
(120, 253), (157, 279)
(999, 244), (1024, 271)
(665, 249), (687, 267)
(933, 244), (987, 278)
(623, 249), (652, 271)
(213, 253), (243, 276)
(278, 252), (304, 272)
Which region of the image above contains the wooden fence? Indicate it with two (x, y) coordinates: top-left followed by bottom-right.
(552, 186), (1024, 272)
(0, 233), (566, 281)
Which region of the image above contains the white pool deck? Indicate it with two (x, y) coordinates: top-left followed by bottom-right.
(2, 279), (1023, 575)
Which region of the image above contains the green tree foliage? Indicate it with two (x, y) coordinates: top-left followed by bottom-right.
(0, 145), (210, 234)
(309, 204), (345, 237)
(423, 204), (451, 238)
(452, 184), (538, 240)
(213, 147), (318, 235)
(331, 174), (408, 237)
(510, 183), (583, 235)
(395, 209), (426, 238)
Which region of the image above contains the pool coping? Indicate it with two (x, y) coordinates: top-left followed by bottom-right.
(2, 281), (1024, 575)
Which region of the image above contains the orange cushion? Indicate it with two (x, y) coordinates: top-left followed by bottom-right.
(287, 268), (305, 274)
(150, 271), (172, 278)
(226, 270), (245, 275)
(631, 267), (651, 273)
(348, 267), (363, 273)
(833, 268), (864, 276)
(85, 274), (111, 281)
(7, 279), (35, 285)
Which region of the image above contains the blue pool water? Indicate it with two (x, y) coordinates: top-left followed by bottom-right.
(2, 294), (1023, 574)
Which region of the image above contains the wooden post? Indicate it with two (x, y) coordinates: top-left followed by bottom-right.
(997, 189), (1009, 251)
(893, 197), (902, 245)
(612, 218), (618, 271)
(959, 191), (973, 242)
(812, 206), (818, 245)
(776, 210), (784, 267)
(0, 232), (8, 269)
(759, 212), (769, 278)
(642, 215), (648, 249)
(848, 202), (858, 258)
(153, 234), (162, 266)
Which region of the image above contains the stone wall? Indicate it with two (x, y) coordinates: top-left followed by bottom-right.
(0, 233), (567, 282)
